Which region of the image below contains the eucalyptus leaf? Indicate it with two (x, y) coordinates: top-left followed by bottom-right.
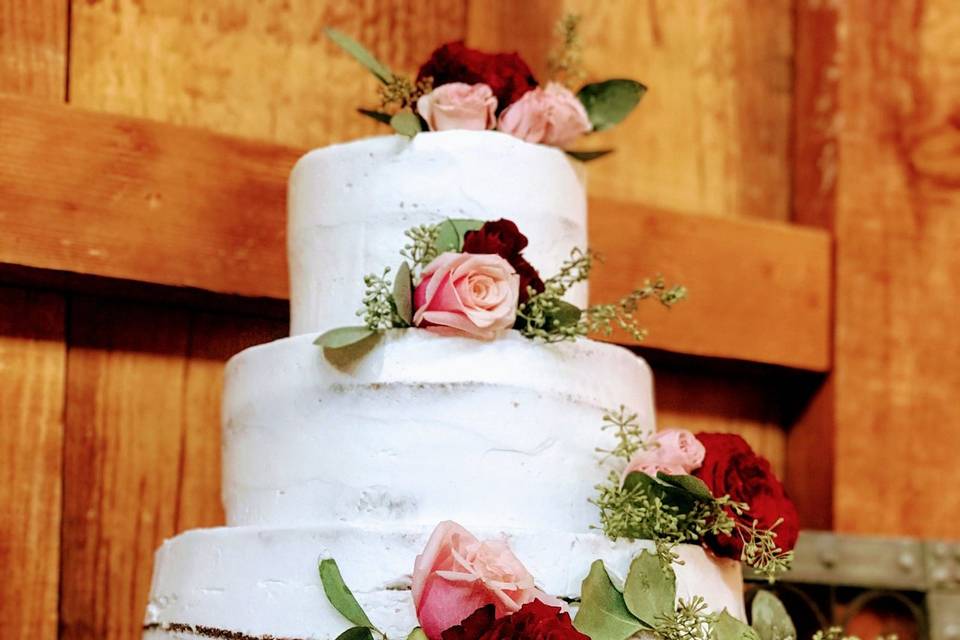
(577, 79), (647, 132)
(622, 472), (698, 521)
(546, 300), (583, 329)
(657, 473), (716, 502)
(406, 628), (428, 640)
(391, 109), (422, 137)
(574, 560), (645, 640)
(565, 149), (615, 162)
(335, 628), (375, 640)
(393, 261), (413, 325)
(751, 591), (796, 640)
(358, 108), (393, 125)
(434, 219), (485, 253)
(324, 28), (394, 84)
(319, 558), (376, 629)
(623, 551), (676, 626)
(314, 326), (377, 350)
(713, 611), (761, 640)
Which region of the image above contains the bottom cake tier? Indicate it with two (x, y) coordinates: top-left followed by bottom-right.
(144, 525), (746, 640)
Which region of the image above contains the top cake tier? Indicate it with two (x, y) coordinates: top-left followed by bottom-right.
(288, 131), (588, 335)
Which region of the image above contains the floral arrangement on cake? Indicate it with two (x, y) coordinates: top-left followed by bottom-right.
(319, 521), (813, 640)
(592, 408), (799, 579)
(315, 218), (685, 352)
(325, 14), (644, 159)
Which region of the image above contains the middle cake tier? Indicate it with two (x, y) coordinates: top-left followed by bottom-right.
(223, 329), (655, 530)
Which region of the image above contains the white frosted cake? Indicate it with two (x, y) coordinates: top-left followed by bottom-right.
(143, 131), (748, 640)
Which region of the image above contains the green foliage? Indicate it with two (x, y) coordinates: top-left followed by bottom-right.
(434, 219), (485, 254)
(738, 517), (795, 582)
(393, 262), (414, 325)
(577, 79), (648, 131)
(583, 276), (687, 342)
(380, 75), (433, 112)
(314, 326), (377, 350)
(811, 628), (861, 640)
(547, 13), (586, 87)
(623, 551), (676, 626)
(653, 597), (717, 640)
(319, 559), (377, 630)
(357, 109), (393, 124)
(390, 109), (423, 137)
(358, 267), (409, 330)
(324, 28), (394, 84)
(566, 149), (615, 162)
(750, 591), (796, 640)
(574, 560), (644, 640)
(335, 628), (375, 640)
(712, 611), (760, 640)
(406, 628), (428, 640)
(598, 406), (647, 462)
(400, 224), (441, 272)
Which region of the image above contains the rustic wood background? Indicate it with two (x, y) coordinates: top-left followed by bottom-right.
(1, 0), (958, 638)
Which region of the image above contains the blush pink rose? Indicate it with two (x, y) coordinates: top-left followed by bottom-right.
(497, 82), (592, 148)
(623, 428), (706, 480)
(413, 252), (519, 340)
(412, 521), (564, 640)
(417, 83), (498, 132)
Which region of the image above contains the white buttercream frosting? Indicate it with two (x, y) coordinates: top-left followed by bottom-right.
(144, 525), (745, 639)
(222, 329), (655, 531)
(287, 131), (588, 335)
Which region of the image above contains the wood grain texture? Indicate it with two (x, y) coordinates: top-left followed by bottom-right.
(0, 287), (65, 639)
(562, 0), (793, 220)
(465, 0), (561, 79)
(827, 0), (960, 538)
(60, 296), (285, 640)
(0, 0), (68, 100)
(0, 95), (297, 298)
(0, 94), (832, 369)
(68, 0), (467, 148)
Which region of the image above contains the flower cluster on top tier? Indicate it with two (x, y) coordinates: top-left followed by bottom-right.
(315, 218), (685, 354)
(325, 14), (645, 159)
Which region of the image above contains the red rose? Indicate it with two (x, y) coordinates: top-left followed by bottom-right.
(441, 600), (588, 640)
(418, 41), (538, 113)
(462, 219), (544, 303)
(693, 433), (800, 560)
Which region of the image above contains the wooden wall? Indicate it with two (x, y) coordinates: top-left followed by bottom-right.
(1, 1), (958, 639)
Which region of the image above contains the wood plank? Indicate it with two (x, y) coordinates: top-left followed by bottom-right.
(558, 0), (794, 221)
(61, 297), (192, 640)
(0, 0), (68, 100)
(590, 198), (831, 370)
(67, 0), (468, 149)
(465, 0), (561, 79)
(829, 0), (960, 539)
(0, 287), (65, 639)
(0, 96), (830, 370)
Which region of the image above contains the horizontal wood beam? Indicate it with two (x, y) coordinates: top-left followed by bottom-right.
(0, 95), (831, 371)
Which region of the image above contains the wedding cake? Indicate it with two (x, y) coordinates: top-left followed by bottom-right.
(144, 31), (800, 640)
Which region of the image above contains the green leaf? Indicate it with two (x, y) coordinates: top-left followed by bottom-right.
(335, 628), (375, 640)
(391, 109), (422, 137)
(751, 591), (796, 640)
(565, 149), (615, 162)
(623, 472), (698, 516)
(546, 300), (583, 329)
(319, 558), (375, 629)
(324, 28), (394, 84)
(657, 473), (716, 502)
(393, 261), (413, 325)
(713, 610), (761, 640)
(358, 108), (393, 125)
(434, 219), (485, 253)
(574, 560), (645, 640)
(406, 628), (428, 640)
(577, 79), (647, 131)
(623, 551), (676, 626)
(314, 326), (377, 350)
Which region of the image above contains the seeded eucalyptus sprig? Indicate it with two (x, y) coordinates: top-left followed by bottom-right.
(400, 224), (441, 273)
(358, 267), (409, 330)
(653, 597), (716, 640)
(597, 405), (648, 461)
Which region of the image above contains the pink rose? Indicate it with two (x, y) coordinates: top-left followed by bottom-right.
(417, 83), (498, 132)
(497, 82), (592, 148)
(412, 522), (563, 640)
(413, 252), (519, 340)
(623, 428), (706, 480)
